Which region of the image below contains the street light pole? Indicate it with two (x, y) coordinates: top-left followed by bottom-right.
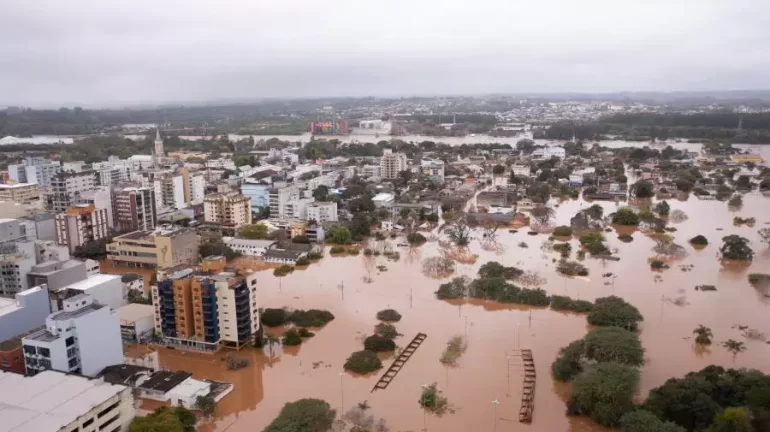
(339, 372), (345, 414)
(492, 399), (500, 432)
(505, 355), (511, 396)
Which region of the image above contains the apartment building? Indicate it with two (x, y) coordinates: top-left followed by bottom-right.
(0, 183), (40, 204)
(203, 192), (252, 228)
(0, 286), (51, 374)
(107, 226), (197, 268)
(22, 294), (123, 377)
(1, 240), (89, 298)
(55, 205), (109, 253)
(241, 181), (271, 210)
(47, 171), (97, 213)
(78, 186), (114, 230)
(150, 173), (186, 211)
(420, 159), (445, 183)
(9, 160), (61, 191)
(152, 260), (259, 352)
(49, 274), (125, 312)
(113, 187), (156, 232)
(180, 168), (206, 206)
(268, 184), (301, 220)
(0, 369), (135, 432)
(380, 148), (407, 179)
(306, 201), (338, 223)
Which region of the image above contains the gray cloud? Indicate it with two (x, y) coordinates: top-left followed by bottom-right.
(1, 0), (769, 107)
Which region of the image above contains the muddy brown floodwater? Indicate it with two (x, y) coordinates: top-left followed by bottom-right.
(126, 191), (770, 432)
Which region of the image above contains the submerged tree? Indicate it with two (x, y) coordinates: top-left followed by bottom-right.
(722, 339), (747, 362)
(531, 205), (555, 225)
(446, 215), (471, 246)
(719, 235), (754, 261)
(693, 325), (713, 346)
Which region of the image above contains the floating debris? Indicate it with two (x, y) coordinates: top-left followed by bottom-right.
(695, 285), (717, 291)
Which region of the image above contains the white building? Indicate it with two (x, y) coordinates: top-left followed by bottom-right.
(188, 172), (206, 205)
(372, 193), (395, 208)
(269, 184), (300, 221)
(78, 187), (114, 229)
(532, 146), (566, 160)
(222, 238), (274, 257)
(380, 149), (407, 179)
(153, 128), (165, 162)
(0, 369), (135, 432)
(306, 201), (338, 223)
(136, 371), (211, 409)
(84, 259), (100, 277)
(420, 160), (445, 183)
(51, 274), (126, 312)
(9, 162), (61, 192)
(360, 165), (381, 179)
(117, 303), (154, 344)
(61, 161), (85, 173)
(22, 294), (123, 377)
(512, 165), (532, 177)
(128, 155), (154, 172)
(47, 171), (97, 213)
(0, 285), (51, 343)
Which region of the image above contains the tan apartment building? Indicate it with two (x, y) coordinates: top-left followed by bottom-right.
(55, 204), (109, 253)
(152, 257), (259, 352)
(0, 183), (39, 204)
(107, 225), (197, 268)
(203, 192), (252, 229)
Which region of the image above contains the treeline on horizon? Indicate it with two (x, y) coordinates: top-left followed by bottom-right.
(541, 112), (770, 144)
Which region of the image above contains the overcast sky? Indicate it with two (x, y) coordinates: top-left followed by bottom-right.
(1, 0), (768, 107)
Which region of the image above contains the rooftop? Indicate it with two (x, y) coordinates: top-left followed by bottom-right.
(137, 371), (192, 393)
(120, 273), (143, 283)
(117, 303), (154, 324)
(0, 297), (20, 317)
(264, 249), (304, 260)
(55, 274), (120, 294)
(0, 183), (37, 189)
(0, 370), (127, 432)
(98, 364), (152, 387)
(51, 303), (104, 322)
(222, 237), (275, 248)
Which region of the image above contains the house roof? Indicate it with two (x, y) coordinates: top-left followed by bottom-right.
(137, 371), (192, 393)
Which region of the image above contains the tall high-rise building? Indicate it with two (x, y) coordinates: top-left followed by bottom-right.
(379, 148), (407, 179)
(107, 226), (197, 269)
(46, 171), (97, 213)
(55, 205), (109, 253)
(152, 258), (260, 351)
(114, 187), (156, 232)
(22, 293), (123, 377)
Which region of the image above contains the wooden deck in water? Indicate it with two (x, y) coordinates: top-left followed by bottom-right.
(519, 348), (536, 423)
(371, 333), (427, 392)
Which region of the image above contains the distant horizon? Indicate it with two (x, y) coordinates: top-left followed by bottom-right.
(5, 88), (770, 111)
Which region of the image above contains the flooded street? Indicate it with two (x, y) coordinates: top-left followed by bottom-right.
(127, 187), (770, 432)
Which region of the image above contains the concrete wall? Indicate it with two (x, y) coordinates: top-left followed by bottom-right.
(76, 307), (123, 377)
(0, 286), (50, 342)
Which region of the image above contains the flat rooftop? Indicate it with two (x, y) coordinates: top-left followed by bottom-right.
(0, 297), (20, 317)
(0, 184), (37, 189)
(138, 371), (192, 393)
(55, 274), (119, 293)
(0, 370), (127, 432)
(117, 303), (154, 323)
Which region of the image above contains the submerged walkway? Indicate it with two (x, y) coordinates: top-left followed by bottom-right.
(371, 333), (427, 392)
(519, 348), (536, 423)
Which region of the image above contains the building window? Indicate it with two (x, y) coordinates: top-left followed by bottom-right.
(65, 336), (75, 347)
(82, 417), (94, 428)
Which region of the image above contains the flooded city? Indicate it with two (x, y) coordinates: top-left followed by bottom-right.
(124, 150), (770, 431)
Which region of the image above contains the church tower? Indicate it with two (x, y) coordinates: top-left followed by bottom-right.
(154, 128), (165, 167)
